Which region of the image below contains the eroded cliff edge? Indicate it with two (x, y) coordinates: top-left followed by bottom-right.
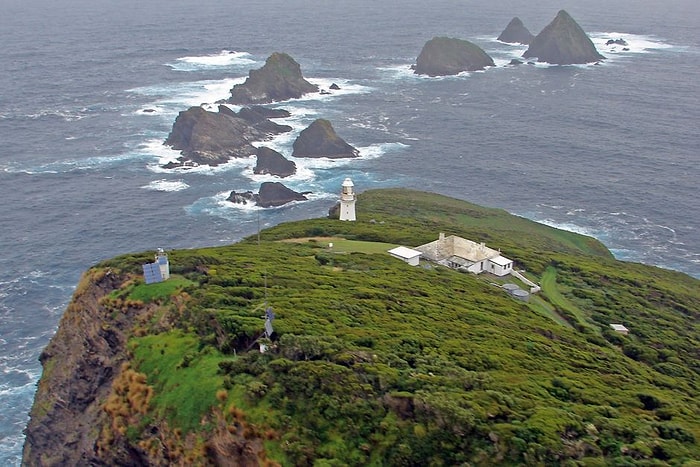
(22, 269), (136, 465)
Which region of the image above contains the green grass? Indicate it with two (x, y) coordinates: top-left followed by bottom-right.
(130, 331), (228, 432)
(526, 295), (574, 328)
(127, 275), (194, 302)
(540, 266), (594, 331)
(282, 237), (399, 254)
(90, 188), (699, 465)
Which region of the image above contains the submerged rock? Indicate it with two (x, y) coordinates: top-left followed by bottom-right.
(413, 36), (495, 76)
(497, 17), (535, 45)
(523, 10), (605, 65)
(254, 146), (297, 178)
(228, 52), (318, 104)
(292, 119), (359, 159)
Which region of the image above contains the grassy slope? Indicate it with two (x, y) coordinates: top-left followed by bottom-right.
(96, 189), (699, 466)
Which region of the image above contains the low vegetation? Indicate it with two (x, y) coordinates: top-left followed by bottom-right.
(95, 189), (699, 465)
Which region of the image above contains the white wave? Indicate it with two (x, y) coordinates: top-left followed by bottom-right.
(128, 77), (244, 116)
(377, 62), (501, 80)
(242, 162), (317, 184)
(378, 64), (435, 81)
(304, 78), (373, 99)
(141, 179), (190, 192)
(22, 109), (89, 122)
(358, 142), (409, 160)
(590, 32), (677, 56)
(5, 151), (154, 175)
(188, 190), (263, 216)
(145, 139), (258, 175)
(167, 50), (257, 71)
(535, 218), (600, 238)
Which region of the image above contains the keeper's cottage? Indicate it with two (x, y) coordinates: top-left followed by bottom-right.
(416, 233), (514, 276)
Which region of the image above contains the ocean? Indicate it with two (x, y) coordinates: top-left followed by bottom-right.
(1, 0), (698, 463)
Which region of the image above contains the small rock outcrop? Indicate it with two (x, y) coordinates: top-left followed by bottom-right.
(254, 146), (296, 177)
(497, 17), (535, 45)
(605, 38), (628, 46)
(228, 52), (319, 104)
(227, 182), (308, 207)
(292, 119), (359, 159)
(523, 10), (605, 64)
(163, 105), (291, 167)
(247, 105), (292, 119)
(413, 36), (495, 76)
(237, 106), (293, 134)
(258, 182), (308, 207)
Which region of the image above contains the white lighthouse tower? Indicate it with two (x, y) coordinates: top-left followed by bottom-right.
(155, 248), (170, 280)
(339, 178), (356, 221)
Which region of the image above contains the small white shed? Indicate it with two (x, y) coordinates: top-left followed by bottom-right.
(610, 324), (629, 335)
(489, 255), (514, 277)
(388, 246), (422, 266)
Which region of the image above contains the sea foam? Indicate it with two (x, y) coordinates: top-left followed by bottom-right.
(141, 179), (190, 192)
(167, 50), (258, 72)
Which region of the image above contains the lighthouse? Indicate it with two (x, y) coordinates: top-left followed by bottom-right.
(155, 248), (170, 280)
(339, 178), (356, 221)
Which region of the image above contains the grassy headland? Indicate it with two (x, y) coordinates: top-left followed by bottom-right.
(91, 188), (699, 465)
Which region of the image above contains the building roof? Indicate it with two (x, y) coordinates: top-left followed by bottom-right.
(388, 246), (422, 260)
(490, 255), (512, 267)
(610, 324), (629, 332)
(342, 178), (354, 187)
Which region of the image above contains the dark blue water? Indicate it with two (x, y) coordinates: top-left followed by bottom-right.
(1, 0), (698, 463)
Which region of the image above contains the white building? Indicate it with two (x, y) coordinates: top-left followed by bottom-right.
(610, 324), (629, 335)
(143, 248), (170, 284)
(415, 233), (514, 276)
(339, 178), (356, 221)
(388, 246), (422, 266)
(155, 248), (170, 280)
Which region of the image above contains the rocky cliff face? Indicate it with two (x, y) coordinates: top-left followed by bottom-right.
(228, 52), (318, 104)
(413, 36), (494, 76)
(23, 267), (268, 466)
(497, 17), (534, 45)
(523, 10), (604, 64)
(164, 105), (290, 167)
(22, 269), (139, 465)
(291, 119), (359, 159)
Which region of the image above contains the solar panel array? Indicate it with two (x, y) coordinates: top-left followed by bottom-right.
(142, 262), (163, 284)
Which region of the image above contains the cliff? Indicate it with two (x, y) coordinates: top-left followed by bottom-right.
(24, 189), (700, 465)
(523, 10), (605, 64)
(413, 36), (495, 76)
(228, 52), (318, 105)
(291, 118), (359, 158)
(22, 269), (143, 465)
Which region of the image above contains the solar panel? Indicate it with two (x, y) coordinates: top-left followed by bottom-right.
(264, 319), (274, 338)
(142, 262), (163, 284)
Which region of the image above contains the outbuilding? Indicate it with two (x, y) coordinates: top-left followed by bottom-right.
(388, 246), (422, 266)
(610, 324), (629, 335)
